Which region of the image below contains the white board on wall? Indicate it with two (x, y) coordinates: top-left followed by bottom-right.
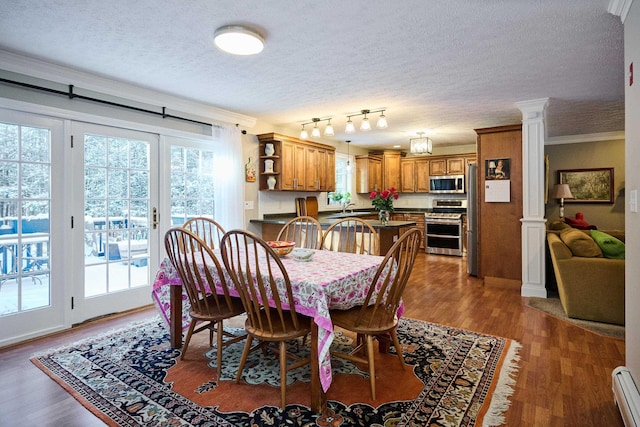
(484, 180), (511, 202)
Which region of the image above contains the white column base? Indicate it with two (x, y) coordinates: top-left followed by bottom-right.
(520, 218), (548, 297)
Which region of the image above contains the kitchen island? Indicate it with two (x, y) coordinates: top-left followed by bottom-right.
(250, 212), (418, 255)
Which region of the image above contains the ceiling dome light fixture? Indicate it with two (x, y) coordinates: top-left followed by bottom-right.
(214, 25), (264, 55)
(299, 117), (333, 139)
(345, 108), (387, 134)
(410, 132), (433, 155)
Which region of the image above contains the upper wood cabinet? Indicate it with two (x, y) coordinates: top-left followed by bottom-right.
(355, 151), (402, 193)
(429, 156), (466, 175)
(382, 151), (402, 190)
(400, 157), (430, 193)
(257, 133), (336, 192)
(355, 155), (382, 193)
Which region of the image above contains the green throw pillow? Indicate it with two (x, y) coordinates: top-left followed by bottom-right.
(590, 230), (625, 259)
(559, 228), (603, 258)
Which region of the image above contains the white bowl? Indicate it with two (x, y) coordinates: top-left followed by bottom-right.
(291, 248), (314, 261)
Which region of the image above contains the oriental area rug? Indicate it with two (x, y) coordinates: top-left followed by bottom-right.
(31, 316), (521, 427)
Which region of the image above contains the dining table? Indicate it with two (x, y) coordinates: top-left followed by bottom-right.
(151, 247), (391, 413)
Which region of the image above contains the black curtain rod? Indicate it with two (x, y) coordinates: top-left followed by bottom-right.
(0, 77), (213, 127)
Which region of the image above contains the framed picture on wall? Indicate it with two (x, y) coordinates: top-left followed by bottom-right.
(485, 158), (510, 180)
(558, 167), (614, 203)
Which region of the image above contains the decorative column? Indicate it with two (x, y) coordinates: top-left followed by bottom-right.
(516, 98), (549, 298)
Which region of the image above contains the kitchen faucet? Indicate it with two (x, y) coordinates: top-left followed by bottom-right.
(342, 203), (356, 213)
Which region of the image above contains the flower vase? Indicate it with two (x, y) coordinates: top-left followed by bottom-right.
(267, 175), (277, 190)
(264, 143), (275, 156)
(378, 210), (390, 225)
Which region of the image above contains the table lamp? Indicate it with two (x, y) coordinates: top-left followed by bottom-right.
(551, 184), (574, 218)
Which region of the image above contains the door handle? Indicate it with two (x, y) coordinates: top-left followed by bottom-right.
(152, 207), (158, 229)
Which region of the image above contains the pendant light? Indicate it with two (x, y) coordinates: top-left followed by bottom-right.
(345, 140), (352, 172)
(410, 132), (433, 155)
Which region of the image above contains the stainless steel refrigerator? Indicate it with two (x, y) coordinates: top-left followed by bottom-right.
(466, 163), (478, 276)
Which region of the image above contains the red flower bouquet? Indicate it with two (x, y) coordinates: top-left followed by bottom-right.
(370, 187), (399, 212)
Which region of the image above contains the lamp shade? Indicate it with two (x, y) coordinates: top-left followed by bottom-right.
(551, 183), (574, 200)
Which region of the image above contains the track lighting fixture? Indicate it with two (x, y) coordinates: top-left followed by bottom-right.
(345, 109), (388, 134)
(410, 132), (433, 155)
(300, 117), (334, 139)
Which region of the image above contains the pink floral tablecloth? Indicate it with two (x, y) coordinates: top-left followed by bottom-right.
(151, 248), (389, 392)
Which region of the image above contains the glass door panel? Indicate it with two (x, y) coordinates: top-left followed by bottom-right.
(73, 123), (158, 323)
(0, 110), (64, 346)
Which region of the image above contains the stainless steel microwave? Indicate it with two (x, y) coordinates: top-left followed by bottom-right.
(429, 174), (465, 193)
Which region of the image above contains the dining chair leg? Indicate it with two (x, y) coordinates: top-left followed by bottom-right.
(216, 320), (224, 379)
(236, 335), (254, 383)
(181, 320), (197, 360)
(366, 335), (376, 400)
(390, 328), (406, 369)
(280, 340), (287, 409)
(209, 323), (215, 347)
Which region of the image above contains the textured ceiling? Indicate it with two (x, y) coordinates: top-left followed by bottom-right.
(0, 1), (625, 150)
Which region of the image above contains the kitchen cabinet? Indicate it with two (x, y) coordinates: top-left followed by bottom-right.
(429, 156), (466, 175)
(305, 146), (335, 191)
(400, 157), (430, 193)
(392, 212), (426, 249)
(355, 155), (382, 193)
(355, 151), (402, 193)
(257, 133), (336, 192)
(382, 151), (402, 190)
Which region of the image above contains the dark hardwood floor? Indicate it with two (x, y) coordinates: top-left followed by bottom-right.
(0, 253), (625, 426)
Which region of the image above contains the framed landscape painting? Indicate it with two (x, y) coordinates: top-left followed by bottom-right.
(558, 168), (614, 203)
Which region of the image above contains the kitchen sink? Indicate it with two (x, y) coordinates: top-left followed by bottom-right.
(324, 210), (376, 219)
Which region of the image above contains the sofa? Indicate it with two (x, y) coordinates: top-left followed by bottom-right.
(546, 222), (625, 325)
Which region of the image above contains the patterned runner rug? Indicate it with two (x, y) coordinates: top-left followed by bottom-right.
(31, 316), (521, 427)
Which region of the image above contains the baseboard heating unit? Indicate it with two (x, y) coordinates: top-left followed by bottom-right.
(613, 366), (640, 427)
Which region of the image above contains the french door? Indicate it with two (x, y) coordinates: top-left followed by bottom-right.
(71, 123), (159, 324)
(0, 108), (216, 344)
(0, 110), (65, 344)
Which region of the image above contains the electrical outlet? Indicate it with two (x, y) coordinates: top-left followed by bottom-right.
(243, 201), (254, 210)
(630, 190), (638, 213)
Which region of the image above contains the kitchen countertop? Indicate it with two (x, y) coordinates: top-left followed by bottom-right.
(250, 210), (425, 229)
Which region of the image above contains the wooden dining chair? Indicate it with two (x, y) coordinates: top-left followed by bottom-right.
(276, 215), (323, 249)
(321, 217), (380, 255)
(220, 229), (311, 409)
(183, 217), (226, 250)
(329, 227), (422, 399)
(164, 227), (245, 379)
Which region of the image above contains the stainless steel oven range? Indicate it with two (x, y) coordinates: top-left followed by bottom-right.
(424, 199), (467, 256)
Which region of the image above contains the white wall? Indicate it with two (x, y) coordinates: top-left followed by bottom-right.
(623, 0), (640, 381)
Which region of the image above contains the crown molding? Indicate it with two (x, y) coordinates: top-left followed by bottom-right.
(0, 50), (257, 127)
(608, 0), (633, 23)
(545, 131), (625, 145)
